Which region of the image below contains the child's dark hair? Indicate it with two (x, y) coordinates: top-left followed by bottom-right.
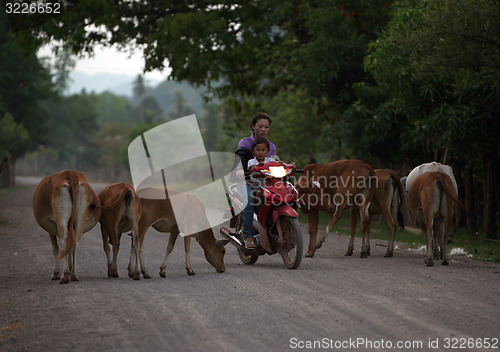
(251, 137), (270, 152)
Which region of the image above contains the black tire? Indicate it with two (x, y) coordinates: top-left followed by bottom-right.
(279, 216), (303, 269)
(234, 214), (259, 265)
(238, 247), (259, 265)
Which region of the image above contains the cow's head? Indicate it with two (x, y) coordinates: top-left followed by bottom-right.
(296, 175), (336, 214)
(200, 233), (227, 273)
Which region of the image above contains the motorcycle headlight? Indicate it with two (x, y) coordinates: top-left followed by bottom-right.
(269, 166), (286, 178)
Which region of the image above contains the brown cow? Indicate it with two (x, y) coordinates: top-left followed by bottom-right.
(98, 183), (143, 280)
(296, 159), (376, 258)
(33, 170), (101, 284)
(408, 171), (462, 266)
(357, 169), (404, 258)
(137, 188), (227, 277)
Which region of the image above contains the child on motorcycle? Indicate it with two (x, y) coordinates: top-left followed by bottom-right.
(239, 137), (275, 249)
(248, 137), (276, 170)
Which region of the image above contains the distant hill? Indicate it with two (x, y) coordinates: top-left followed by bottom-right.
(68, 71), (212, 117)
(68, 71), (162, 96)
(150, 80), (208, 118)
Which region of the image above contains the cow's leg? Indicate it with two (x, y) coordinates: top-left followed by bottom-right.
(419, 211), (434, 266)
(382, 204), (396, 258)
(359, 207), (369, 258)
(52, 189), (72, 284)
(107, 215), (122, 278)
(426, 225), (434, 266)
(359, 209), (372, 258)
(101, 226), (114, 277)
(69, 228), (84, 282)
(137, 235), (151, 279)
(441, 213), (451, 266)
(315, 204), (345, 252)
(416, 220), (431, 266)
(69, 189), (90, 282)
(184, 236), (195, 276)
(346, 207), (357, 256)
(128, 230), (140, 280)
(108, 228), (120, 278)
(136, 220), (151, 279)
(127, 207), (141, 280)
(385, 186), (400, 258)
(305, 210), (319, 257)
(159, 231), (180, 278)
(128, 239), (135, 278)
(55, 220), (71, 284)
(422, 210), (434, 266)
(70, 243), (79, 282)
(49, 233), (61, 280)
(357, 186), (373, 258)
(432, 221), (442, 261)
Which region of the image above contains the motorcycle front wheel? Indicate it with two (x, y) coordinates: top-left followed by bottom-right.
(279, 216), (303, 269)
(238, 247), (259, 265)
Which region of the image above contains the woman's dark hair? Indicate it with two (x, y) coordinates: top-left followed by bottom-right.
(249, 112), (272, 129)
(251, 137), (270, 152)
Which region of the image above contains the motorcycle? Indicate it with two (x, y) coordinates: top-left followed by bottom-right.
(220, 160), (303, 269)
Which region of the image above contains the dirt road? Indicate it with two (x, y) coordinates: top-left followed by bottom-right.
(1, 181), (499, 352)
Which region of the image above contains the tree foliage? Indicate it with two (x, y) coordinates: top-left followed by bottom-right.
(1, 11), (53, 159)
(9, 1), (392, 108)
(0, 8), (54, 186)
(0, 113), (29, 160)
(6, 0), (498, 236)
(42, 91), (100, 166)
(345, 0), (499, 237)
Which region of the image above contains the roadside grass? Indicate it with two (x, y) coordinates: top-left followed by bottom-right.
(298, 211), (500, 263)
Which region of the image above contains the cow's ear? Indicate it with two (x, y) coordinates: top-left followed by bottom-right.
(216, 239), (230, 247)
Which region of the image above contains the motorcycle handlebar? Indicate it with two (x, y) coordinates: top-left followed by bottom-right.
(243, 168), (304, 176)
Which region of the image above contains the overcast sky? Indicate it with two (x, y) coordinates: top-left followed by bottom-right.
(38, 44), (169, 81)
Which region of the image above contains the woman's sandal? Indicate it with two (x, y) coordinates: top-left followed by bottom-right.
(244, 237), (256, 250)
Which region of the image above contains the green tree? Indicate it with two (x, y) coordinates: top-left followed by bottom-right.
(131, 95), (164, 123)
(94, 91), (132, 126)
(9, 1), (392, 105)
(0, 10), (53, 186)
(52, 47), (76, 94)
(43, 91), (99, 168)
(94, 122), (132, 179)
(132, 74), (146, 102)
(0, 113), (29, 186)
(199, 102), (222, 152)
(348, 0), (500, 238)
(8, 0), (395, 174)
(261, 89), (326, 166)
(170, 91), (195, 119)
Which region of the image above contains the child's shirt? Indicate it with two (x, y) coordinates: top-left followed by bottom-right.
(247, 156), (275, 169)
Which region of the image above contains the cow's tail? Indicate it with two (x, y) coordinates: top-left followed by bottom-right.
(57, 172), (79, 260)
(367, 167), (377, 204)
(124, 189), (132, 208)
(389, 172), (405, 230)
(437, 173), (463, 208)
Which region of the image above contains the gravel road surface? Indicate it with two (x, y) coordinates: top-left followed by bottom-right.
(0, 180), (499, 352)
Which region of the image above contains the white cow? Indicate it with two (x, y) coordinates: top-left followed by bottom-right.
(404, 162), (458, 195)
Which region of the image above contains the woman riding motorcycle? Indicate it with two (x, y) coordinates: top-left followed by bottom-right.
(235, 112), (278, 249)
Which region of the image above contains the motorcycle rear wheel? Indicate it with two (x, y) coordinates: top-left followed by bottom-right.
(234, 214), (259, 265)
(279, 216), (303, 269)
